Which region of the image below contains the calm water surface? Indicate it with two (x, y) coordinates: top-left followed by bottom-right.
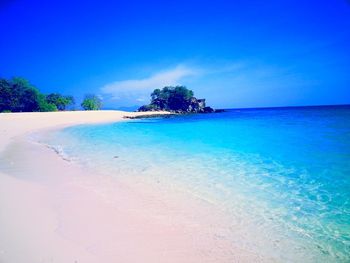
(41, 105), (350, 262)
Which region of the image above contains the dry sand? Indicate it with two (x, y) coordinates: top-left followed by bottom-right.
(0, 111), (264, 262)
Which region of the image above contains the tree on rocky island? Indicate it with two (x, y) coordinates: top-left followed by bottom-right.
(81, 94), (102, 110)
(138, 86), (214, 113)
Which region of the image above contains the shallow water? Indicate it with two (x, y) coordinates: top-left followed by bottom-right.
(39, 105), (350, 262)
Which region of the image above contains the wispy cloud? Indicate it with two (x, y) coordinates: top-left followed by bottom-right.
(101, 65), (198, 101)
(100, 60), (303, 108)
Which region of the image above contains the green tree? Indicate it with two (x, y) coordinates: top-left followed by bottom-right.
(0, 78), (13, 112)
(46, 93), (74, 111)
(168, 86), (194, 110)
(11, 77), (41, 112)
(0, 77), (58, 112)
(38, 97), (58, 112)
(81, 94), (102, 110)
(148, 86), (194, 111)
(151, 88), (161, 101)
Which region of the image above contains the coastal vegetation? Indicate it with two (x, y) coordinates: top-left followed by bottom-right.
(1, 78), (212, 114)
(0, 77), (102, 112)
(138, 86), (214, 113)
(81, 94), (102, 110)
(46, 93), (75, 111)
(0, 77), (59, 112)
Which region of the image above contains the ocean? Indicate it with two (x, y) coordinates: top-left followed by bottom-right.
(40, 105), (350, 262)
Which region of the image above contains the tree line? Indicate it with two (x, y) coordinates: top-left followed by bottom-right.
(0, 77), (102, 112)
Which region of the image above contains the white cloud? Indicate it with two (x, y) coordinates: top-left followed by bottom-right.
(101, 65), (198, 101)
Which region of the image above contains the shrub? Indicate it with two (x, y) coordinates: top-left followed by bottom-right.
(46, 93), (74, 111)
(81, 94), (102, 110)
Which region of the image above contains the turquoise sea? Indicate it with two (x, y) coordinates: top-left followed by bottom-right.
(41, 105), (350, 262)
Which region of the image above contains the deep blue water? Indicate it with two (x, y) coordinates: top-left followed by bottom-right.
(41, 105), (350, 262)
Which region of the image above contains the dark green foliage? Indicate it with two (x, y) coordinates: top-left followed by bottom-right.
(0, 78), (12, 112)
(167, 86), (194, 111)
(0, 77), (44, 112)
(0, 77), (73, 112)
(38, 99), (58, 112)
(139, 86), (204, 112)
(8, 77), (41, 112)
(148, 86), (195, 111)
(46, 93), (74, 111)
(151, 86), (193, 109)
(81, 94), (102, 110)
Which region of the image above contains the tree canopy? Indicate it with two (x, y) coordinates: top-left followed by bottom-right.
(0, 77), (57, 112)
(139, 85), (214, 113)
(139, 86), (196, 111)
(0, 77), (78, 113)
(46, 93), (75, 111)
(81, 94), (102, 110)
(150, 86), (194, 111)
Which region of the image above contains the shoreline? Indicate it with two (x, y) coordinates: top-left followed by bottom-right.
(0, 110), (171, 151)
(0, 111), (264, 262)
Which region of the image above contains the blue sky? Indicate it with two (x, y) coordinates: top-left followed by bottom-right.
(1, 0), (350, 109)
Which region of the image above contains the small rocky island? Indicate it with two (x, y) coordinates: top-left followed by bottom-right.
(138, 86), (220, 113)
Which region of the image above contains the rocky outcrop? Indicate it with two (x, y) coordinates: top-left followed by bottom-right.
(138, 97), (214, 113)
(187, 98), (208, 113)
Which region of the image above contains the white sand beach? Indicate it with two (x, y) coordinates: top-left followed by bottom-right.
(0, 111), (263, 262)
